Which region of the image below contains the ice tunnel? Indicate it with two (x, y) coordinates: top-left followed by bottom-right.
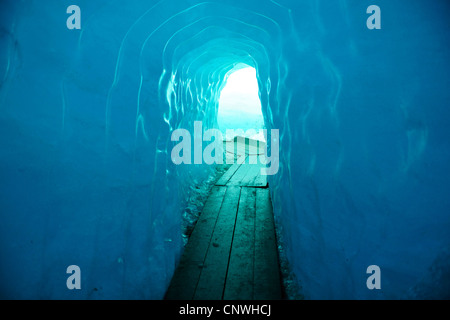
(0, 0), (450, 299)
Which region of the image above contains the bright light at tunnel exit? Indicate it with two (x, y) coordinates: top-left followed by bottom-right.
(217, 66), (266, 141)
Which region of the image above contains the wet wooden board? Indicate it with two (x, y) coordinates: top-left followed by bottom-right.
(164, 186), (227, 300)
(193, 187), (241, 300)
(239, 162), (268, 187)
(222, 187), (256, 300)
(221, 164), (267, 187)
(253, 188), (282, 299)
(215, 155), (247, 186)
(216, 155), (267, 188)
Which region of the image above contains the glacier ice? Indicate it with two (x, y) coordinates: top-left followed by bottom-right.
(0, 0), (449, 299)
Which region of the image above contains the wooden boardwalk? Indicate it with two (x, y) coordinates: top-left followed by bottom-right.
(165, 139), (281, 300)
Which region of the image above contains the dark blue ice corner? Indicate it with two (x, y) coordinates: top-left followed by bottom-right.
(0, 0), (449, 300)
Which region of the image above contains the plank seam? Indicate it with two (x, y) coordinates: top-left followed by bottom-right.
(221, 186), (242, 300)
(191, 186), (228, 298)
(251, 187), (256, 300)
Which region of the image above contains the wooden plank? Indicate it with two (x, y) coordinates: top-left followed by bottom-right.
(227, 163), (268, 187)
(193, 187), (241, 300)
(253, 168), (268, 187)
(225, 163), (254, 186)
(164, 258), (206, 300)
(164, 186), (227, 300)
(252, 155), (269, 187)
(223, 187), (256, 300)
(253, 188), (282, 299)
(238, 164), (260, 187)
(231, 154), (268, 187)
(240, 163), (268, 187)
(215, 155), (247, 186)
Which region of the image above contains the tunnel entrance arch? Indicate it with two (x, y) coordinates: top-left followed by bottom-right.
(217, 64), (266, 142)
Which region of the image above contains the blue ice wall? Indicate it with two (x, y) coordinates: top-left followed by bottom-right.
(268, 0), (450, 299)
(0, 0), (449, 299)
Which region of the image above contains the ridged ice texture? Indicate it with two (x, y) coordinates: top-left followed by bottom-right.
(0, 0), (449, 299)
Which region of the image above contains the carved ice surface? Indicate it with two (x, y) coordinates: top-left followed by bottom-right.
(0, 0), (449, 299)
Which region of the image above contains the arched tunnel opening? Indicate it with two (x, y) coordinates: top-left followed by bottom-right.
(217, 64), (266, 141)
(1, 0), (450, 301)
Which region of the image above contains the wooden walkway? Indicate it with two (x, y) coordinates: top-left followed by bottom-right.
(165, 139), (282, 300)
